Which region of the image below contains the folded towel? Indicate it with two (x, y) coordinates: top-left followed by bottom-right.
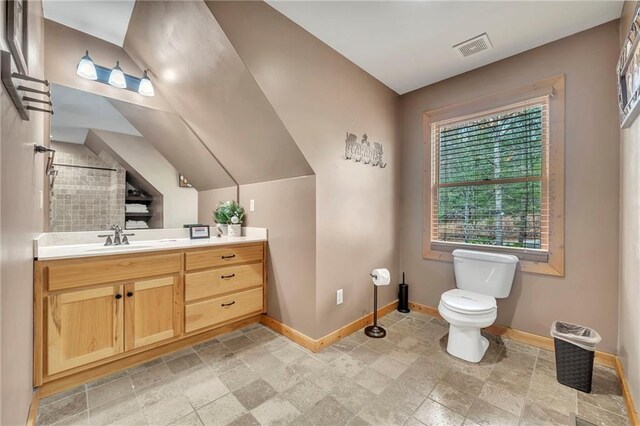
(126, 220), (149, 229)
(126, 204), (149, 213)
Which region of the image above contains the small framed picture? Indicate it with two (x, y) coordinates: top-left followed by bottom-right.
(7, 0), (28, 74)
(189, 224), (210, 239)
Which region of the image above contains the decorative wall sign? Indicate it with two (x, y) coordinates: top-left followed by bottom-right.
(344, 132), (387, 168)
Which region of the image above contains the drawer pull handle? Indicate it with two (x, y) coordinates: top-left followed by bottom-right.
(221, 301), (236, 307)
(221, 273), (236, 279)
(221, 254), (236, 260)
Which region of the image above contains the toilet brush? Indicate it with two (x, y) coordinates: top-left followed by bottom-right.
(365, 268), (390, 338)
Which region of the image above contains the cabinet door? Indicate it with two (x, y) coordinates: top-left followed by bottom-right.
(125, 276), (180, 351)
(47, 285), (124, 375)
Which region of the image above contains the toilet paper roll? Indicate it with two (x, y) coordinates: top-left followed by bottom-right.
(371, 268), (391, 286)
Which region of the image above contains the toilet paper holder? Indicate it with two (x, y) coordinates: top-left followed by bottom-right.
(365, 268), (390, 339)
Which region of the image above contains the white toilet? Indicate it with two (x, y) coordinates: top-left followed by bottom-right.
(438, 249), (519, 363)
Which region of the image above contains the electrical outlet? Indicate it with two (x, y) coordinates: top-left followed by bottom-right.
(336, 289), (343, 305)
(250, 199), (255, 212)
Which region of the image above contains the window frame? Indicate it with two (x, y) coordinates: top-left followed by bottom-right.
(422, 76), (565, 276)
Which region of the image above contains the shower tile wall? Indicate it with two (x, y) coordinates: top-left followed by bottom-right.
(50, 151), (125, 232)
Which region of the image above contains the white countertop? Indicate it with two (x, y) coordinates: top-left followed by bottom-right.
(35, 227), (267, 260)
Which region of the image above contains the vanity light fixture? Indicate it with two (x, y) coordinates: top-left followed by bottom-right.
(138, 70), (154, 97)
(75, 52), (154, 97)
(76, 50), (97, 80)
(108, 61), (126, 89)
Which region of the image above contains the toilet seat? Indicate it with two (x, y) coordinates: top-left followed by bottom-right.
(440, 289), (496, 315)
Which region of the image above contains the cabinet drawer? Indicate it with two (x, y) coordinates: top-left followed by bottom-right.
(47, 253), (182, 291)
(185, 288), (263, 333)
(185, 263), (263, 302)
(185, 244), (263, 271)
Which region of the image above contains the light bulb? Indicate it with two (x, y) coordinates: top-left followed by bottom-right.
(76, 50), (97, 80)
(138, 70), (154, 97)
(108, 61), (126, 89)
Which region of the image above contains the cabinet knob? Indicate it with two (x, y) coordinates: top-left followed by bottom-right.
(127, 292), (134, 297)
(115, 294), (123, 299)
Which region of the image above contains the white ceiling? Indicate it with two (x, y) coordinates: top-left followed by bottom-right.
(267, 1), (623, 94)
(51, 84), (141, 144)
(43, 0), (135, 46)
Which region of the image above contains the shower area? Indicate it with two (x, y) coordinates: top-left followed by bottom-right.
(49, 144), (126, 232)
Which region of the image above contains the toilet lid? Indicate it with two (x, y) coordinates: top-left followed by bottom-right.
(441, 289), (496, 314)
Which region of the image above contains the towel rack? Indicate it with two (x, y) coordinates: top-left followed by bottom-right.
(1, 50), (53, 120)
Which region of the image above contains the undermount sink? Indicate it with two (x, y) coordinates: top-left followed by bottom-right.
(84, 244), (155, 252)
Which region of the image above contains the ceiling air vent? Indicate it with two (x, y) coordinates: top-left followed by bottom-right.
(454, 33), (492, 58)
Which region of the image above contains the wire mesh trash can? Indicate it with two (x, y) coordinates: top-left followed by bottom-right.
(551, 321), (602, 393)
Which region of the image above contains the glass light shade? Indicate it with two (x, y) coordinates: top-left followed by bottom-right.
(138, 70), (155, 97)
(108, 61), (127, 88)
(76, 50), (97, 80)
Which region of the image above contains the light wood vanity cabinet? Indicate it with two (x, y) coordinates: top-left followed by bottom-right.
(34, 242), (266, 395)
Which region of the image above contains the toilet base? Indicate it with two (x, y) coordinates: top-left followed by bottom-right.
(446, 324), (489, 363)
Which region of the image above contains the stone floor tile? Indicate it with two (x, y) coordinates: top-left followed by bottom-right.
(219, 364), (260, 392)
(259, 363), (304, 393)
(307, 368), (352, 394)
(169, 411), (203, 426)
(413, 398), (465, 426)
(245, 327), (278, 344)
(130, 362), (174, 391)
(166, 353), (204, 375)
(363, 338), (396, 355)
(369, 355), (409, 379)
(227, 413), (261, 426)
(271, 344), (307, 364)
(358, 399), (410, 426)
(223, 335), (257, 352)
(110, 410), (148, 425)
(376, 381), (427, 415)
(37, 393), (87, 426)
(526, 369), (577, 416)
(197, 393), (247, 426)
(349, 345), (382, 365)
(291, 355), (327, 377)
(440, 369), (485, 397)
(240, 350), (284, 373)
(240, 323), (265, 334)
(330, 381), (376, 414)
(86, 370), (130, 390)
(87, 376), (135, 409)
(218, 330), (244, 342)
(330, 354), (367, 378)
(354, 368), (394, 395)
(142, 395), (193, 426)
(251, 397), (301, 426)
(333, 337), (362, 354)
(519, 401), (569, 426)
(477, 381), (527, 417)
(89, 394), (140, 426)
(192, 338), (221, 352)
(162, 347), (197, 362)
(126, 358), (165, 376)
(311, 346), (344, 364)
(233, 378), (277, 410)
(175, 366), (230, 409)
(303, 396), (354, 425)
(466, 399), (519, 426)
(577, 365), (626, 415)
(428, 382), (475, 417)
(39, 385), (86, 407)
(576, 400), (628, 426)
(280, 379), (327, 412)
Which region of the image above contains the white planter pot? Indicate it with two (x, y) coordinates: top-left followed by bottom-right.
(228, 224), (242, 238)
(217, 224), (228, 235)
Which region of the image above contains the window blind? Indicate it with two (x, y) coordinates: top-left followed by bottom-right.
(431, 98), (549, 260)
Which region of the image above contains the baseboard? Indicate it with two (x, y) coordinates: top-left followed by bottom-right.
(26, 388), (39, 426)
(408, 301), (616, 368)
(261, 300), (398, 352)
(614, 357), (640, 425)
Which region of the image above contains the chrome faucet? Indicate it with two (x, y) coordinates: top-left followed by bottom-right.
(98, 225), (135, 246)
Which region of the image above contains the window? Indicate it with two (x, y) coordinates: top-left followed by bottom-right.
(423, 76), (564, 276)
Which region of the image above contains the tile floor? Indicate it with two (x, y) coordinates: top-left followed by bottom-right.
(36, 311), (629, 426)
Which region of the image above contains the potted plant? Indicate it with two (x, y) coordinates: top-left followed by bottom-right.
(214, 200), (245, 237)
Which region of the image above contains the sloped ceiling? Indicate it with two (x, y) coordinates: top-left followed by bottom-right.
(109, 99), (236, 191)
(123, 0), (314, 185)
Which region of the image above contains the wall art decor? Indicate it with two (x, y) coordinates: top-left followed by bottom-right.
(344, 132), (387, 168)
(618, 2), (640, 128)
(6, 0), (28, 74)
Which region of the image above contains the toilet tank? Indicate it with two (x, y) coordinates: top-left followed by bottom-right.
(452, 249), (519, 298)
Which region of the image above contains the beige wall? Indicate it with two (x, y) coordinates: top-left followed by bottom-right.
(209, 1), (401, 338)
(239, 177), (317, 337)
(618, 2), (640, 412)
(0, 0), (46, 423)
(400, 21), (621, 353)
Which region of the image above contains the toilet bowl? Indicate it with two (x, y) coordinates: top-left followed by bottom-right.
(438, 250), (518, 363)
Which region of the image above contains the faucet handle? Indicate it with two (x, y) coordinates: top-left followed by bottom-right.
(122, 234), (135, 245)
(110, 224), (122, 232)
(98, 234), (113, 246)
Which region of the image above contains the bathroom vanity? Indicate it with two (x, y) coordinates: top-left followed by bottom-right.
(32, 229), (267, 396)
